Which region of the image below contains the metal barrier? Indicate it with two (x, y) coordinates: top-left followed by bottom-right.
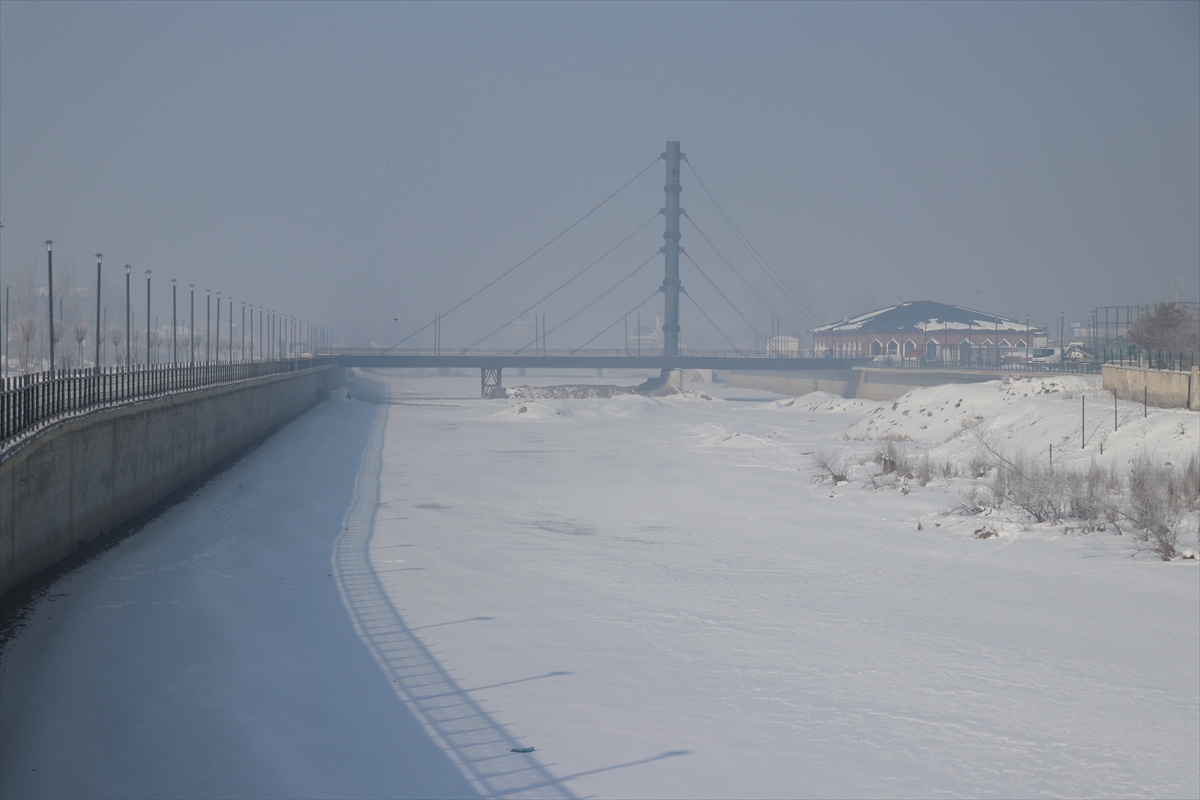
(1101, 349), (1196, 372)
(1, 358), (333, 451)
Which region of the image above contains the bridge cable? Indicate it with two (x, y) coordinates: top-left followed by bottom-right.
(684, 215), (815, 355)
(683, 157), (825, 328)
(512, 251), (659, 354)
(682, 292), (745, 355)
(460, 211), (660, 352)
(684, 214), (801, 340)
(381, 156), (661, 354)
(682, 251), (770, 347)
(569, 289), (662, 354)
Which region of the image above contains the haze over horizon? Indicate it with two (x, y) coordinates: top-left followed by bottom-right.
(2, 1), (1197, 350)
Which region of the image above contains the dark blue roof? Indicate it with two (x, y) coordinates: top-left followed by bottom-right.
(812, 301), (1037, 334)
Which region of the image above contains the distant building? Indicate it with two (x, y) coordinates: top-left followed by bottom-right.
(811, 301), (1046, 363)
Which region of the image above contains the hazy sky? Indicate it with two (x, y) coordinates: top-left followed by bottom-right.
(2, 1), (1197, 349)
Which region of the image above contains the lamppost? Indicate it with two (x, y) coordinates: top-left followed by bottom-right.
(124, 265), (132, 367)
(95, 254), (103, 369)
(171, 279), (177, 364)
(216, 291), (221, 363)
(190, 284), (195, 363)
(205, 289), (211, 361)
(145, 270), (152, 366)
(228, 294), (233, 362)
(241, 301), (246, 361)
(45, 240), (54, 372)
(258, 305), (263, 360)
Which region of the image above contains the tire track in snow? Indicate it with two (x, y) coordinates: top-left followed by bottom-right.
(333, 403), (575, 800)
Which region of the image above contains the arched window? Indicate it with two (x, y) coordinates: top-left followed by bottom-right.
(1016, 339), (1026, 349)
(871, 340), (883, 356)
(887, 340), (899, 356)
(999, 339), (1011, 348)
(925, 340), (939, 360)
(904, 339), (917, 357)
(960, 340), (973, 362)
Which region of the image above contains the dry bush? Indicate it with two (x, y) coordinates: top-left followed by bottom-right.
(809, 449), (850, 484)
(1126, 458), (1180, 560)
(917, 451), (933, 486)
(968, 452), (991, 478)
(874, 438), (911, 476)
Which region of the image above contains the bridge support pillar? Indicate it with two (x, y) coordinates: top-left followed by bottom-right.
(482, 367), (504, 399)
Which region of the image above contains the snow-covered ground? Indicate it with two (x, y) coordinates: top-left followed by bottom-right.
(1, 370), (1197, 799)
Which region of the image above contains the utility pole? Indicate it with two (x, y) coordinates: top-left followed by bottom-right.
(190, 285), (195, 363)
(660, 141), (683, 357)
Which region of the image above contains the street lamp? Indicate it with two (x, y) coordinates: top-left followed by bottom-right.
(205, 289), (211, 361)
(124, 265), (132, 367)
(216, 291), (221, 363)
(171, 279), (177, 364)
(145, 270), (152, 366)
(228, 294), (233, 362)
(45, 240), (54, 372)
(241, 301), (246, 362)
(189, 284), (195, 363)
(95, 254), (103, 369)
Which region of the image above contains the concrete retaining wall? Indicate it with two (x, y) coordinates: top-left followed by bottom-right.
(713, 370), (855, 397)
(715, 367), (1086, 402)
(0, 366), (343, 597)
(851, 368), (1013, 402)
(1102, 364), (1198, 411)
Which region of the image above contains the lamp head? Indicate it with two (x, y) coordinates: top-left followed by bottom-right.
(125, 264), (131, 275)
(95, 253), (103, 262)
(171, 279), (177, 287)
(45, 240), (53, 252)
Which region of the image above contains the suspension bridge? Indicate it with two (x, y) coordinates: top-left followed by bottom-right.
(330, 141), (863, 395)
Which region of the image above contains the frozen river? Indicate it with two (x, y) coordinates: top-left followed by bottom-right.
(2, 370), (1197, 798)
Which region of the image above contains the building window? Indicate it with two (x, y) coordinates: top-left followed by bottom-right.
(925, 340), (938, 360)
(960, 340), (972, 362)
(887, 340), (898, 356)
(904, 339), (916, 357)
(871, 340), (883, 356)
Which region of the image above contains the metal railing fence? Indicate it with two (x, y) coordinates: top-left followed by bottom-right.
(1101, 348), (1196, 372)
(2, 358), (333, 452)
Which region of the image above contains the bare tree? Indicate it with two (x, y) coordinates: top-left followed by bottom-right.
(1128, 302), (1200, 352)
(74, 322), (88, 367)
(107, 325), (124, 365)
(19, 319), (36, 372)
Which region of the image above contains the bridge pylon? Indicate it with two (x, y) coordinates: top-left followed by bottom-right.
(660, 141), (683, 358)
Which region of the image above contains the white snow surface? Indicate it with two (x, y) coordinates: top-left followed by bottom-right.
(2, 371), (1197, 799)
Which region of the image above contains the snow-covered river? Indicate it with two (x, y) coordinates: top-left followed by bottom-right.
(2, 370), (1197, 798)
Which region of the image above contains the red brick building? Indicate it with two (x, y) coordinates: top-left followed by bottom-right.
(811, 301), (1046, 363)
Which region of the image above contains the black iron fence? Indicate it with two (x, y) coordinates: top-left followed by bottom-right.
(857, 358), (1102, 374)
(1, 358), (333, 452)
(1101, 348), (1196, 372)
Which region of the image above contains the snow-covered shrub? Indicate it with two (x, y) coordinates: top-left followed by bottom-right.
(968, 452), (991, 478)
(874, 438), (911, 476)
(917, 452), (933, 486)
(1126, 457), (1180, 560)
(809, 449), (849, 485)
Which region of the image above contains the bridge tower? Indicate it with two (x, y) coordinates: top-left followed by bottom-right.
(660, 141), (683, 356)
